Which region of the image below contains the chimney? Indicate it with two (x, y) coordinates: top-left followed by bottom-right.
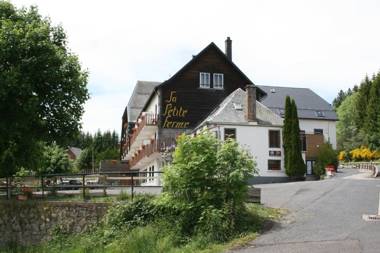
(245, 84), (256, 122)
(225, 37), (232, 61)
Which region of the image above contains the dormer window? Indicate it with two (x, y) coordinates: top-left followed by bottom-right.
(200, 72), (210, 88)
(213, 73), (224, 89)
(315, 110), (325, 117)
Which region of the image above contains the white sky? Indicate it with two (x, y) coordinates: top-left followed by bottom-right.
(11, 0), (380, 134)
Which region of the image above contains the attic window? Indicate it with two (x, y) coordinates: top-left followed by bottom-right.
(200, 72), (210, 88)
(233, 103), (243, 110)
(270, 88), (276, 93)
(278, 109), (285, 116)
(316, 111), (325, 117)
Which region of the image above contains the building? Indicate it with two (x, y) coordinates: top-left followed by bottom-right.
(120, 38), (337, 184)
(67, 147), (82, 160)
(195, 85), (337, 183)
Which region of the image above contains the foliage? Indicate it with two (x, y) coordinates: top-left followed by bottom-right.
(0, 203), (281, 253)
(314, 143), (338, 176)
(75, 148), (93, 172)
(349, 146), (380, 161)
(333, 88), (353, 109)
(283, 97), (306, 177)
(0, 1), (89, 176)
(105, 196), (158, 232)
(336, 72), (380, 151)
(162, 132), (256, 239)
(69, 130), (120, 168)
(283, 96), (292, 176)
(336, 93), (361, 151)
(37, 144), (72, 175)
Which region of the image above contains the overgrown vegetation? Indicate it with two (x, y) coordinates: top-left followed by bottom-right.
(0, 133), (281, 253)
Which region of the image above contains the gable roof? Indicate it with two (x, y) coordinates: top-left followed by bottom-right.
(127, 81), (160, 122)
(141, 42), (266, 112)
(258, 85), (338, 121)
(68, 147), (82, 158)
(197, 88), (283, 128)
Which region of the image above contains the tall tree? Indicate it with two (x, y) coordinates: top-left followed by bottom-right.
(354, 75), (371, 131)
(283, 96), (292, 175)
(364, 73), (380, 149)
(336, 92), (361, 151)
(283, 97), (306, 177)
(0, 2), (89, 176)
(289, 100), (306, 177)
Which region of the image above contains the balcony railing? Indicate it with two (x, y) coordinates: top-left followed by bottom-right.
(128, 112), (158, 149)
(128, 138), (176, 169)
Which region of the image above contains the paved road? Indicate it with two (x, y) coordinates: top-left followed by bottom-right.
(233, 169), (380, 253)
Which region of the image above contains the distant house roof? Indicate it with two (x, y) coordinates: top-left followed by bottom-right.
(127, 81), (160, 122)
(257, 85), (338, 121)
(68, 147), (82, 159)
(197, 88), (283, 128)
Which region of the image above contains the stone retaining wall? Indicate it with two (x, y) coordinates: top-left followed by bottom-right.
(0, 201), (110, 246)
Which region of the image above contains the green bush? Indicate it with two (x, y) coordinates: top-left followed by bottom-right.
(314, 143), (338, 176)
(105, 196), (158, 232)
(162, 132), (257, 241)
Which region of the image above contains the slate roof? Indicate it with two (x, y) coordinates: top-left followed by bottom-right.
(257, 85), (338, 121)
(197, 88), (283, 128)
(127, 81), (160, 122)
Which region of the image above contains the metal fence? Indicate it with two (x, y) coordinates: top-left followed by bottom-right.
(0, 171), (163, 201)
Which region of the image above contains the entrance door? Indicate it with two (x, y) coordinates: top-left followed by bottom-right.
(306, 160), (313, 175)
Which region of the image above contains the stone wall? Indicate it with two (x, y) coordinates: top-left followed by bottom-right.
(0, 201), (110, 246)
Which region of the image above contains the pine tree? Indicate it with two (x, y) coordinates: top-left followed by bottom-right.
(283, 98), (306, 178)
(290, 100), (306, 177)
(355, 75), (371, 131)
(283, 96), (293, 176)
(364, 73), (380, 149)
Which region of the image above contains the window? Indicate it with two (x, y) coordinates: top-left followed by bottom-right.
(148, 165), (154, 182)
(268, 160), (281, 170)
(269, 130), (280, 148)
(314, 129), (323, 135)
(200, 72), (210, 88)
(224, 128), (236, 140)
(213, 73), (224, 89)
(300, 130), (306, 151)
(315, 111), (325, 117)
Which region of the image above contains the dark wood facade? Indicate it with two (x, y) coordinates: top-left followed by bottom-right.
(147, 43), (264, 131)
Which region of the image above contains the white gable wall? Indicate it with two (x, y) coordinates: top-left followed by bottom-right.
(216, 124), (286, 177)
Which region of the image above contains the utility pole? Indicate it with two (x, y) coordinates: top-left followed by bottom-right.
(92, 148), (94, 174)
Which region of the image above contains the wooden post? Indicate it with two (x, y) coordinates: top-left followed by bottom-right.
(131, 174), (134, 201)
(82, 174), (86, 200)
(41, 176), (44, 198)
(6, 177), (10, 200)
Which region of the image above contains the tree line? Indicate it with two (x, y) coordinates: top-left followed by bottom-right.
(335, 72), (380, 152)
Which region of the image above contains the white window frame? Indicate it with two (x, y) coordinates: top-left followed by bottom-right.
(199, 72), (210, 88)
(213, 73), (224, 89)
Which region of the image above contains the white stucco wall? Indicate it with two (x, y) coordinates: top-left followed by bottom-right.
(145, 93), (159, 114)
(299, 119), (337, 149)
(216, 125), (286, 177)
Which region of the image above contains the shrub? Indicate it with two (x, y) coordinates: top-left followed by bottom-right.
(162, 132), (256, 240)
(314, 143), (338, 176)
(105, 196), (158, 232)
